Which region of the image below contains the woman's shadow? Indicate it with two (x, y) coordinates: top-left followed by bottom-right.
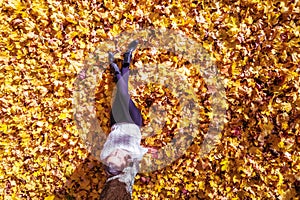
(53, 153), (106, 200)
(52, 68), (116, 199)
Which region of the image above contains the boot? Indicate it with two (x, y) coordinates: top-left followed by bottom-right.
(108, 52), (115, 64)
(123, 40), (139, 65)
(108, 52), (120, 75)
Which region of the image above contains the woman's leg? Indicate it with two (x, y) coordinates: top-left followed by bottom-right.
(110, 54), (142, 127)
(110, 40), (142, 127)
(121, 52), (143, 127)
(110, 66), (134, 126)
(128, 99), (143, 127)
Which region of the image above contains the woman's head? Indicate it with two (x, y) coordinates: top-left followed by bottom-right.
(104, 149), (132, 176)
(104, 163), (123, 176)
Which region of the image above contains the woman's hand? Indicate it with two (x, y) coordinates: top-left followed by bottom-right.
(146, 147), (158, 159)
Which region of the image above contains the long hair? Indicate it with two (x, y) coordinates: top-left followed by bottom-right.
(100, 179), (131, 200)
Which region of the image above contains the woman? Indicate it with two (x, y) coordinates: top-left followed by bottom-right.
(100, 40), (153, 199)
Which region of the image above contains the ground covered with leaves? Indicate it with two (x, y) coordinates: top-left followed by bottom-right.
(1, 0), (300, 199)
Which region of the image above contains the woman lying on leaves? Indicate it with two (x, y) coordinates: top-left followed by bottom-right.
(99, 40), (157, 200)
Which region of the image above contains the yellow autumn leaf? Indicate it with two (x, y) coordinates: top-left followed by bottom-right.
(111, 24), (121, 37)
(58, 112), (67, 119)
(220, 158), (229, 172)
(209, 180), (218, 188)
(66, 15), (78, 24)
(281, 122), (288, 130)
(202, 42), (212, 50)
(69, 31), (78, 39)
(231, 62), (240, 76)
(281, 102), (292, 112)
(186, 183), (195, 192)
(277, 171), (284, 186)
(65, 165), (74, 177)
(11, 193), (21, 200)
(44, 195), (55, 200)
(0, 124), (8, 133)
(198, 181), (205, 190)
(278, 140), (285, 148)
